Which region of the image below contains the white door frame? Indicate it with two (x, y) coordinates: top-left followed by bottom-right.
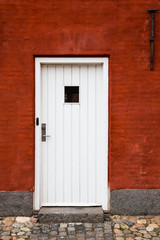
(34, 57), (109, 211)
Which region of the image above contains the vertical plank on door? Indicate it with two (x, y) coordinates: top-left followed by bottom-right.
(88, 65), (96, 203)
(47, 65), (56, 203)
(102, 60), (108, 210)
(71, 65), (80, 202)
(63, 65), (72, 203)
(55, 65), (64, 203)
(95, 65), (103, 204)
(41, 65), (48, 204)
(72, 65), (79, 86)
(64, 65), (71, 86)
(79, 65), (88, 203)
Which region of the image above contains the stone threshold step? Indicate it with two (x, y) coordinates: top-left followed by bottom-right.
(38, 207), (104, 223)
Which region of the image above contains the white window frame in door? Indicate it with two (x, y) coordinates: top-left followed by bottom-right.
(34, 57), (109, 211)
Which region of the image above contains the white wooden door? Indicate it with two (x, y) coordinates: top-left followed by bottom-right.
(35, 58), (108, 210)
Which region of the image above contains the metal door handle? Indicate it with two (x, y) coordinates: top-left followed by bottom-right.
(41, 123), (51, 142)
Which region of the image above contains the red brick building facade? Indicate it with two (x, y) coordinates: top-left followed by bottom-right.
(0, 0), (160, 215)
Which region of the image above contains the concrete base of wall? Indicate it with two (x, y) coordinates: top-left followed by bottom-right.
(1, 190), (160, 217)
(38, 207), (104, 223)
(0, 192), (33, 216)
(110, 189), (160, 215)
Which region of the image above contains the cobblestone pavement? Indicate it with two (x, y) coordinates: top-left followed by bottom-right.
(1, 215), (160, 240)
(111, 215), (160, 240)
(0, 216), (113, 240)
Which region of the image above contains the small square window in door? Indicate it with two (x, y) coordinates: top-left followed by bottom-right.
(65, 86), (79, 103)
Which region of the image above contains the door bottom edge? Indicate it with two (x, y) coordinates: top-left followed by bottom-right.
(41, 203), (102, 207)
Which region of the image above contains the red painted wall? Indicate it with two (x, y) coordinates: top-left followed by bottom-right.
(0, 0), (160, 191)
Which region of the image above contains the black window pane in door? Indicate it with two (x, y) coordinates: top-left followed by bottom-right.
(65, 86), (79, 103)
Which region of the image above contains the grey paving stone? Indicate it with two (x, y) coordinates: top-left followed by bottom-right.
(94, 228), (103, 232)
(32, 229), (41, 234)
(86, 232), (95, 237)
(68, 235), (76, 239)
(1, 232), (10, 236)
(68, 231), (75, 235)
(39, 233), (50, 238)
(59, 232), (67, 237)
(95, 233), (104, 237)
(94, 223), (102, 228)
(68, 227), (75, 231)
(30, 233), (39, 239)
(123, 219), (135, 227)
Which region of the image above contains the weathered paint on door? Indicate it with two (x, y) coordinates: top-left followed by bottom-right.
(35, 58), (108, 210)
